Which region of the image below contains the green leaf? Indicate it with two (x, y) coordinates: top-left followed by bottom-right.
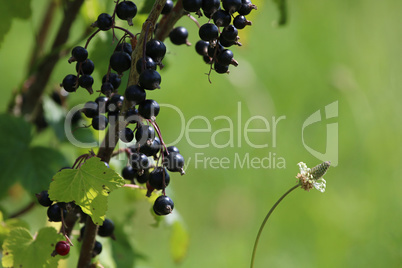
(48, 157), (125, 225)
(111, 221), (136, 267)
(2, 227), (64, 268)
(0, 211), (30, 246)
(273, 0), (287, 25)
(0, 0), (32, 48)
(170, 220), (189, 263)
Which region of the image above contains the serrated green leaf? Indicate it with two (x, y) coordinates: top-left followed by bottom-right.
(170, 220), (189, 263)
(0, 211), (30, 246)
(2, 227), (64, 268)
(48, 157), (125, 225)
(0, 0), (32, 48)
(273, 0), (287, 25)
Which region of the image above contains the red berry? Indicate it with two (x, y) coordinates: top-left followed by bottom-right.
(55, 241), (70, 256)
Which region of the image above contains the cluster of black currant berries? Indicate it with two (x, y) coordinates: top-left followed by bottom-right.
(167, 0), (256, 75)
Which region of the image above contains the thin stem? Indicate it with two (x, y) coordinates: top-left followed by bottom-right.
(9, 201), (35, 218)
(250, 183), (301, 268)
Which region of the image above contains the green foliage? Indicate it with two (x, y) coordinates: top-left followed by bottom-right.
(273, 0), (287, 25)
(170, 220), (189, 263)
(0, 114), (68, 198)
(48, 157), (125, 225)
(1, 227), (64, 268)
(0, 211), (29, 247)
(111, 221), (136, 267)
(0, 0), (31, 48)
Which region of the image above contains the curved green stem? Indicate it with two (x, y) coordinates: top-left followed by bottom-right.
(250, 183), (301, 268)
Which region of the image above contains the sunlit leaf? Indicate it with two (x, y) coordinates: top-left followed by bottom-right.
(48, 157), (125, 225)
(2, 227), (64, 268)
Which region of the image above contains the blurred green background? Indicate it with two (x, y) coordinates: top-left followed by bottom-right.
(0, 0), (401, 267)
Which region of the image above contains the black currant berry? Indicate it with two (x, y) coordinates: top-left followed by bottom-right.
(135, 169), (150, 184)
(102, 73), (121, 90)
(222, 0), (242, 14)
(62, 74), (78, 92)
(233, 15), (251, 29)
(212, 10), (232, 27)
(169, 27), (190, 46)
(238, 0), (257, 15)
(138, 99), (160, 120)
(69, 46), (88, 63)
(136, 57), (157, 74)
(219, 37), (237, 47)
(125, 108), (141, 124)
(116, 1), (137, 26)
(165, 146), (180, 155)
(36, 190), (52, 207)
(203, 55), (212, 64)
(116, 42), (133, 55)
(153, 195), (174, 215)
(92, 241), (102, 257)
(76, 59), (94, 75)
(164, 152), (185, 173)
(92, 115), (109, 130)
(47, 203), (67, 222)
(95, 96), (108, 114)
(107, 94), (124, 112)
(120, 127), (134, 143)
(135, 124), (155, 145)
(214, 62), (230, 74)
(217, 49), (238, 66)
(162, 0), (174, 14)
(78, 74), (94, 91)
(139, 137), (161, 157)
(55, 241), (70, 256)
(139, 69), (161, 90)
(125, 84), (146, 104)
(101, 82), (114, 96)
(202, 0), (220, 14)
(110, 52), (131, 74)
(149, 167), (170, 190)
(98, 218), (115, 237)
(182, 0), (202, 12)
(195, 40), (209, 56)
(93, 13), (113, 31)
(199, 23), (219, 41)
(122, 166), (136, 181)
(221, 25), (239, 41)
(82, 101), (98, 118)
(130, 152), (150, 170)
(146, 39), (166, 62)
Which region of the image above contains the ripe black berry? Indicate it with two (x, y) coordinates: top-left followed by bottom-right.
(182, 0), (202, 12)
(98, 218), (115, 237)
(138, 99), (160, 120)
(202, 0), (220, 14)
(120, 127), (134, 143)
(139, 69), (161, 90)
(217, 49), (237, 66)
(125, 84), (146, 104)
(102, 73), (121, 90)
(116, 42), (133, 55)
(221, 25), (239, 41)
(162, 0), (174, 14)
(136, 57), (157, 74)
(212, 10), (232, 27)
(92, 115), (109, 130)
(69, 46), (88, 63)
(95, 96), (108, 114)
(47, 203), (67, 222)
(135, 124), (155, 145)
(149, 167), (170, 190)
(82, 101), (98, 118)
(222, 0), (242, 14)
(110, 52), (131, 74)
(78, 74), (94, 91)
(164, 152), (185, 173)
(135, 169), (150, 184)
(199, 23), (219, 41)
(76, 59), (94, 75)
(130, 152), (150, 170)
(139, 137), (161, 157)
(101, 82), (114, 96)
(62, 74), (78, 92)
(169, 27), (190, 46)
(214, 62), (230, 74)
(93, 241), (102, 257)
(107, 94), (124, 112)
(125, 108), (141, 124)
(195, 40), (209, 56)
(36, 190), (52, 207)
(122, 166), (136, 181)
(238, 0), (257, 15)
(165, 146), (180, 155)
(55, 241), (70, 256)
(94, 13), (113, 31)
(233, 15), (251, 29)
(153, 195), (174, 215)
(146, 39), (167, 62)
(116, 1), (137, 26)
